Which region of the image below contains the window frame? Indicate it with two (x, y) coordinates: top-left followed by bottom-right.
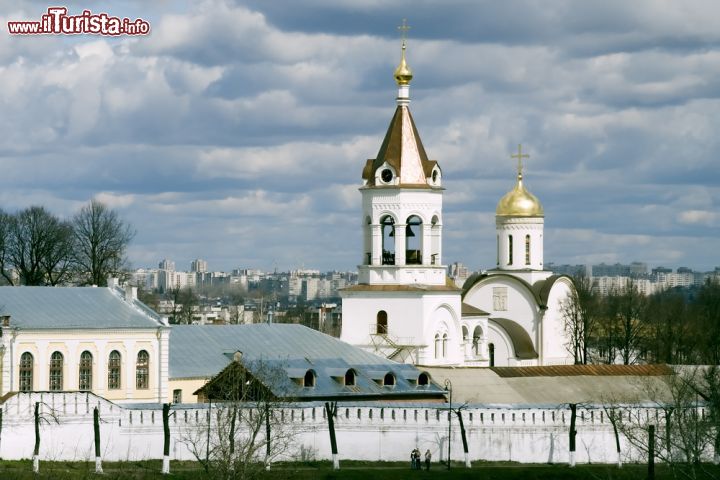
(19, 352), (33, 392)
(108, 350), (122, 390)
(49, 351), (64, 391)
(136, 350), (150, 390)
(79, 350), (93, 391)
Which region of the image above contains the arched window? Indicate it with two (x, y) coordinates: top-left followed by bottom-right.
(473, 326), (483, 356)
(489, 343), (495, 367)
(49, 351), (63, 391)
(383, 373), (395, 387)
(344, 369), (356, 386)
(508, 235), (513, 265)
(376, 310), (388, 334)
(418, 372), (429, 386)
(462, 326), (469, 343)
(442, 334), (448, 358)
(108, 350), (121, 390)
(434, 334), (441, 359)
(79, 351), (93, 391)
(525, 234), (531, 265)
(405, 215), (423, 265)
(303, 370), (316, 388)
(496, 235), (500, 265)
(136, 350), (149, 390)
(380, 215), (395, 265)
(19, 352), (33, 392)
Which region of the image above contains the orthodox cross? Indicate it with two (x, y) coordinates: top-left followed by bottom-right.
(511, 144), (529, 177)
(398, 19), (411, 46)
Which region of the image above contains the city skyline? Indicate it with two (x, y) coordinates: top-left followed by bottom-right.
(1, 1), (719, 272)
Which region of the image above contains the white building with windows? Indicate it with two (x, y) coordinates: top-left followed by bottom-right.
(340, 41), (574, 368)
(0, 281), (170, 403)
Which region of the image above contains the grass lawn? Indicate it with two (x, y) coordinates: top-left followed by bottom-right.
(1, 460), (719, 479)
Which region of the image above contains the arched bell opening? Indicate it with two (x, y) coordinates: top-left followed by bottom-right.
(405, 215), (423, 265)
(380, 215), (395, 265)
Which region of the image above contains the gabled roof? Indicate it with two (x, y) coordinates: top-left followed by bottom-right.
(362, 105), (438, 188)
(0, 286), (164, 329)
(170, 324), (445, 401)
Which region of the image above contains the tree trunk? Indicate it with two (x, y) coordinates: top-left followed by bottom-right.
(94, 407), (103, 473)
(568, 404), (577, 467)
(325, 402), (339, 470)
(162, 403), (170, 474)
(33, 402), (40, 473)
(454, 410), (471, 468)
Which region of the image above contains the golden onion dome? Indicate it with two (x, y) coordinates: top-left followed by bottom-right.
(394, 43), (413, 86)
(496, 174), (544, 217)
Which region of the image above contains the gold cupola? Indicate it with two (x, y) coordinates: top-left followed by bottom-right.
(496, 145), (544, 217)
(393, 41), (413, 86)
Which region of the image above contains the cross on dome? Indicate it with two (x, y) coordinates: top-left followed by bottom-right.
(511, 144), (529, 180)
(394, 19), (413, 87)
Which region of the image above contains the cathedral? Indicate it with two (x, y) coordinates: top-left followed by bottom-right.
(340, 39), (575, 368)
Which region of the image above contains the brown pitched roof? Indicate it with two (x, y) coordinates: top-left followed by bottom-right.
(362, 105), (438, 187)
(491, 364), (673, 378)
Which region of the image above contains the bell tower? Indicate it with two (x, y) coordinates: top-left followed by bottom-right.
(341, 24), (462, 367)
(357, 27), (446, 287)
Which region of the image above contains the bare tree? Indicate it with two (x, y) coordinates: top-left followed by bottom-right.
(168, 286), (198, 324)
(0, 209), (12, 284)
(8, 206), (73, 286)
(600, 281), (647, 365)
(609, 367), (720, 479)
(180, 359), (297, 479)
(562, 274), (598, 364)
(72, 200), (135, 286)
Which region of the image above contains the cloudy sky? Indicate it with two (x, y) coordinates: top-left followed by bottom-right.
(1, 0), (719, 273)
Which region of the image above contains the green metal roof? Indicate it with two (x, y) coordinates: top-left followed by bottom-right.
(0, 286), (164, 329)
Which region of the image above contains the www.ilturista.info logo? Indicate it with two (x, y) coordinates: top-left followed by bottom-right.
(8, 7), (150, 36)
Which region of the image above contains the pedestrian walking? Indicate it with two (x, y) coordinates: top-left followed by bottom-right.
(410, 448), (416, 469)
(425, 449), (432, 471)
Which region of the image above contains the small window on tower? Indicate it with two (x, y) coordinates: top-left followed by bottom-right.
(525, 235), (531, 265)
(381, 169), (393, 183)
(508, 235), (514, 265)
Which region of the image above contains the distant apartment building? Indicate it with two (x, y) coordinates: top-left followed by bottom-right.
(591, 262), (647, 278)
(545, 263), (588, 278)
(191, 258), (208, 273)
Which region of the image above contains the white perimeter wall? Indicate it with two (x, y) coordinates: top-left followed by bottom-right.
(2, 392), (713, 465)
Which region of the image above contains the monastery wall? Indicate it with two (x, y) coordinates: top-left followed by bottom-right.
(0, 392), (711, 465)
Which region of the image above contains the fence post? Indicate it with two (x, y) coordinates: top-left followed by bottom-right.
(648, 424), (655, 480)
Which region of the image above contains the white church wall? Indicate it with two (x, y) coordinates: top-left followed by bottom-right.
(487, 322), (517, 367)
(1, 393), (710, 465)
(542, 279), (575, 365)
(341, 292), (462, 367)
(463, 277), (539, 344)
(340, 293), (427, 346)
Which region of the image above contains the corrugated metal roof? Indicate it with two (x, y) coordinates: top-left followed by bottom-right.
(423, 365), (674, 405)
(0, 286), (164, 329)
(171, 324), (445, 400)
